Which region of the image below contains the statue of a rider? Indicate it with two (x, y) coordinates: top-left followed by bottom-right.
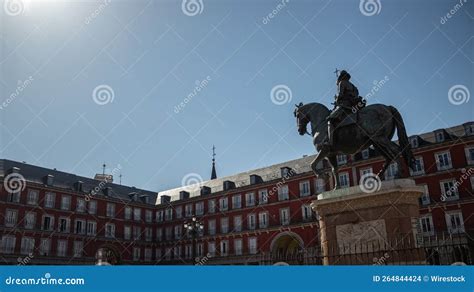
(324, 70), (360, 147)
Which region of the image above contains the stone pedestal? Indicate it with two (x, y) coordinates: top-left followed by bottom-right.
(311, 179), (425, 265)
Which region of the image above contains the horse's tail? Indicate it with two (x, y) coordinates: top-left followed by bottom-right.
(389, 106), (415, 171)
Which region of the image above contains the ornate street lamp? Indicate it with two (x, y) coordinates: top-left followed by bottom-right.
(183, 216), (204, 263)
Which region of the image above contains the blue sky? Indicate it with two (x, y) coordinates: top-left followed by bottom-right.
(1, 0), (472, 191)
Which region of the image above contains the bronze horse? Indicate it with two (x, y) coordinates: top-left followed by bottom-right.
(294, 102), (415, 189)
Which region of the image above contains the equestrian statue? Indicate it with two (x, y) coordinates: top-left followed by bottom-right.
(294, 69), (415, 190)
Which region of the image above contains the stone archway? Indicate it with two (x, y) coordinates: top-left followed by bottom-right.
(95, 244), (122, 265)
(270, 231), (304, 264)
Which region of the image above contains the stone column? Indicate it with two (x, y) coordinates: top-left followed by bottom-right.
(311, 179), (425, 265)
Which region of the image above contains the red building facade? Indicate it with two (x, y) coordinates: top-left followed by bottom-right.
(1, 122), (473, 265)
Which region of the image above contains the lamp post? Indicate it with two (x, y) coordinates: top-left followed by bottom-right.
(184, 216), (204, 263)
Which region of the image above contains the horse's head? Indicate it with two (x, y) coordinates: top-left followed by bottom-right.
(294, 102), (310, 136)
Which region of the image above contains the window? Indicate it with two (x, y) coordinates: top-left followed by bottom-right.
(133, 247), (140, 261)
(20, 237), (35, 255)
(156, 228), (163, 241)
(419, 215), (434, 236)
(76, 198), (86, 212)
(57, 240), (67, 257)
(175, 206), (183, 219)
(441, 180), (460, 201)
(174, 225), (182, 240)
(165, 208), (173, 220)
(411, 157), (425, 175)
(232, 195), (242, 209)
(435, 131), (445, 143)
(221, 217), (229, 233)
(58, 217), (70, 233)
(42, 215), (54, 231)
(465, 123), (474, 136)
(220, 240), (229, 256)
(361, 149), (370, 159)
(74, 219), (86, 234)
(315, 178), (325, 193)
(44, 192), (55, 208)
(88, 200), (97, 214)
(386, 163), (398, 180)
(337, 154), (347, 165)
(145, 210), (153, 223)
(299, 180), (310, 197)
(185, 204), (193, 217)
(1, 235), (16, 254)
(246, 192), (256, 206)
(465, 147), (474, 165)
(5, 209), (18, 227)
(420, 184), (430, 205)
(338, 172), (349, 188)
(258, 212), (268, 228)
(219, 197), (228, 211)
(208, 219), (216, 235)
(165, 248), (172, 260)
(196, 243), (203, 257)
(410, 137), (418, 148)
(106, 203), (115, 217)
(124, 226), (131, 240)
(248, 237), (257, 254)
(39, 238), (50, 256)
(165, 227), (172, 240)
(144, 248), (152, 262)
(208, 242), (216, 256)
(302, 204), (312, 221)
(73, 241), (83, 257)
(134, 208), (141, 221)
(60, 195), (71, 210)
(26, 189), (38, 205)
(145, 227), (153, 241)
(234, 239), (243, 255)
(278, 185), (289, 201)
(185, 245), (192, 259)
(156, 210), (164, 222)
(247, 213), (256, 230)
(280, 208), (290, 225)
(446, 211), (465, 234)
(173, 246), (181, 259)
(360, 167), (373, 177)
(105, 223), (115, 238)
(133, 226), (141, 240)
(87, 221), (97, 236)
(24, 212), (36, 229)
(435, 151), (452, 171)
(123, 207), (131, 220)
(233, 216), (242, 232)
(258, 189), (268, 204)
(195, 202), (204, 216)
(7, 189), (20, 203)
(208, 200), (216, 214)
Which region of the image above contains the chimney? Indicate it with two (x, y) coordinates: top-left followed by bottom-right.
(250, 174), (262, 185)
(160, 195), (171, 205)
(223, 180), (235, 191)
(179, 191), (190, 200)
(200, 186), (211, 196)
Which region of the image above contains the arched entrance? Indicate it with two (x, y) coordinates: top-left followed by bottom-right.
(95, 244), (122, 265)
(270, 231), (304, 264)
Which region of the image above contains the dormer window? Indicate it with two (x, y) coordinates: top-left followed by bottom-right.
(435, 131), (444, 143)
(464, 123), (474, 136)
(361, 149), (369, 159)
(410, 137), (418, 148)
(280, 167), (292, 178)
(337, 154), (347, 165)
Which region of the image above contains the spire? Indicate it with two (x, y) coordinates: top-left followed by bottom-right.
(211, 145), (217, 180)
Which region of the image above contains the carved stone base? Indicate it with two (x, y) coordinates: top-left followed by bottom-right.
(311, 179), (425, 265)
